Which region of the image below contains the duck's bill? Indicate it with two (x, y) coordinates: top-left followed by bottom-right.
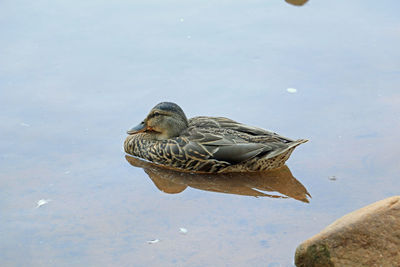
(127, 122), (146, 135)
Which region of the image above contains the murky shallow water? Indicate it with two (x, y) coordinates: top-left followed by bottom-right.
(1, 0), (400, 266)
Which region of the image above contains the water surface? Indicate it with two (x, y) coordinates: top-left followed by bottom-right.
(1, 0), (400, 266)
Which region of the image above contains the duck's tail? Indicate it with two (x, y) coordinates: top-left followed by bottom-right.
(264, 139), (308, 159)
(292, 139), (309, 146)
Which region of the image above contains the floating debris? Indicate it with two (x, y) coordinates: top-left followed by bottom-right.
(36, 199), (51, 208)
(180, 18), (184, 22)
(187, 35), (192, 39)
(147, 239), (160, 244)
(64, 170), (71, 175)
(287, 88), (297, 93)
(179, 227), (188, 234)
(328, 176), (337, 181)
(20, 122), (30, 127)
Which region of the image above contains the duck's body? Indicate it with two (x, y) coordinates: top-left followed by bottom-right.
(124, 102), (307, 173)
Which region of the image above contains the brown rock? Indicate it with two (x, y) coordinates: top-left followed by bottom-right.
(295, 196), (400, 267)
(285, 0), (308, 6)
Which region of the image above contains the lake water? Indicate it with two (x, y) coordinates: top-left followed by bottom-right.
(1, 0), (400, 266)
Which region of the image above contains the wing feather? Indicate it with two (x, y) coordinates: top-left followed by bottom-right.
(182, 127), (279, 164)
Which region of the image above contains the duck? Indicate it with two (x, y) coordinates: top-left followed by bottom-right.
(124, 102), (308, 173)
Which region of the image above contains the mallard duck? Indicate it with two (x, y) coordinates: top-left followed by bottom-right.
(124, 102), (307, 173)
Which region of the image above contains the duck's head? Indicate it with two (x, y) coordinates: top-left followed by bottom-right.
(127, 102), (189, 140)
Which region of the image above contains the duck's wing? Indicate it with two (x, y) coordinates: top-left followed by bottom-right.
(181, 128), (287, 165)
(189, 116), (293, 143)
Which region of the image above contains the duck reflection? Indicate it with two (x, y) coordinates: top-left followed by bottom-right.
(125, 155), (311, 203)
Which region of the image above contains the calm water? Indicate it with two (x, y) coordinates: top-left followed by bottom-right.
(1, 0), (400, 266)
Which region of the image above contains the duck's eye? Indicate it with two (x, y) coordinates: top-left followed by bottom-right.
(149, 112), (162, 119)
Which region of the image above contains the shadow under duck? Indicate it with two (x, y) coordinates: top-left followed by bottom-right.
(124, 102), (308, 173)
(125, 155), (311, 203)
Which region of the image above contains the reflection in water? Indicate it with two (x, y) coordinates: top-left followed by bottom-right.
(285, 0), (308, 6)
(125, 155), (311, 203)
